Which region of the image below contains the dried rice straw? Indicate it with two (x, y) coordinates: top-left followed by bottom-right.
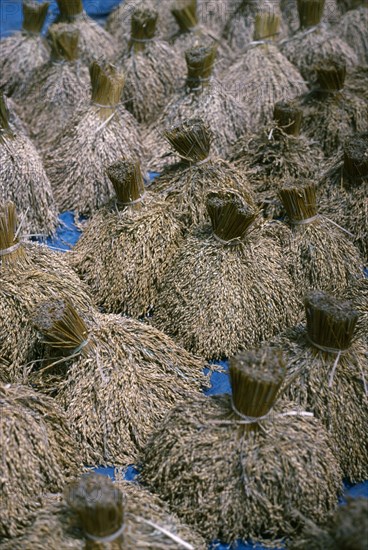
(141, 347), (342, 544)
(318, 132), (368, 260)
(116, 6), (186, 124)
(280, 0), (358, 81)
(230, 101), (324, 218)
(44, 61), (146, 216)
(273, 290), (368, 482)
(277, 181), (364, 297)
(16, 25), (90, 150)
(224, 12), (307, 132)
(281, 0), (342, 35)
(150, 118), (255, 229)
(0, 474), (207, 549)
(0, 1), (50, 96)
(343, 277), (368, 342)
(70, 159), (184, 317)
(300, 59), (368, 157)
(290, 497), (368, 550)
(153, 189), (300, 358)
(0, 202), (94, 383)
(145, 43), (247, 171)
(2, 94), (29, 135)
(32, 298), (209, 466)
(0, 383), (82, 539)
(49, 0), (118, 64)
(0, 93), (58, 235)
(335, 4), (368, 65)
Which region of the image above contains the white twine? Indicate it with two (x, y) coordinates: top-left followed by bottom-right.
(72, 338), (90, 355)
(94, 112), (116, 135)
(92, 102), (118, 109)
(85, 522), (125, 543)
(134, 516), (194, 549)
(307, 336), (350, 388)
(118, 192), (146, 207)
(131, 37), (155, 43)
(290, 213), (355, 237)
(213, 234), (244, 246)
(231, 398), (314, 424)
(0, 242), (21, 257)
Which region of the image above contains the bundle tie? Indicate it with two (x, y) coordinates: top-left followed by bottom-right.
(290, 215), (320, 226)
(0, 242), (21, 257)
(72, 338), (90, 355)
(92, 102), (118, 109)
(85, 522), (125, 543)
(279, 24), (320, 46)
(117, 192), (146, 207)
(230, 397), (314, 423)
(131, 37), (155, 43)
(194, 157), (210, 166)
(290, 214), (355, 237)
(307, 335), (350, 388)
(213, 234), (244, 246)
(134, 516), (194, 549)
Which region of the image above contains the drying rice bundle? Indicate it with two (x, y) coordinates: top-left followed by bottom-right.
(141, 347), (342, 544)
(343, 277), (368, 341)
(17, 25), (90, 150)
(0, 202), (94, 382)
(280, 0), (358, 81)
(347, 65), (368, 101)
(301, 59), (368, 157)
(0, 383), (82, 539)
(291, 497), (368, 550)
(3, 94), (29, 135)
(71, 159), (184, 318)
(273, 290), (368, 482)
(0, 1), (50, 96)
(32, 298), (209, 466)
(0, 474), (207, 549)
(277, 181), (364, 297)
(230, 101), (324, 218)
(150, 118), (254, 229)
(318, 132), (368, 259)
(44, 61), (145, 216)
(49, 0), (117, 64)
(153, 189), (299, 359)
(116, 7), (185, 124)
(145, 44), (247, 171)
(0, 93), (58, 235)
(335, 3), (368, 65)
(225, 12), (307, 132)
(281, 0), (342, 35)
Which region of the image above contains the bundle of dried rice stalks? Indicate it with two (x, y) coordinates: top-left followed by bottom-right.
(32, 298), (209, 466)
(343, 277), (368, 341)
(318, 132), (368, 259)
(70, 159), (184, 318)
(273, 290), (368, 482)
(225, 12), (307, 132)
(153, 190), (300, 359)
(116, 7), (185, 124)
(280, 0), (358, 81)
(141, 347), (342, 544)
(0, 383), (82, 539)
(290, 497), (368, 550)
(230, 101), (324, 218)
(17, 25), (90, 150)
(0, 474), (207, 549)
(0, 202), (94, 383)
(335, 4), (368, 67)
(0, 0), (50, 96)
(145, 44), (247, 171)
(300, 59), (368, 157)
(0, 93), (58, 235)
(281, 0), (342, 35)
(49, 0), (117, 64)
(347, 65), (368, 102)
(277, 181), (364, 297)
(3, 94), (29, 135)
(44, 61), (145, 216)
(150, 118), (255, 229)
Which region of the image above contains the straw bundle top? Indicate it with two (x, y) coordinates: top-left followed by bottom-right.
(22, 0), (49, 34)
(230, 348), (286, 422)
(0, 202), (26, 265)
(253, 10), (281, 41)
(56, 0), (84, 20)
(172, 0), (198, 32)
(129, 6), (158, 53)
(315, 58), (347, 92)
(49, 25), (80, 61)
(90, 61), (124, 116)
(343, 132), (368, 182)
(279, 181), (318, 224)
(273, 101), (303, 136)
(185, 43), (217, 91)
(106, 159), (145, 207)
(207, 190), (258, 244)
(297, 0), (325, 27)
(164, 117), (212, 162)
(304, 290), (359, 352)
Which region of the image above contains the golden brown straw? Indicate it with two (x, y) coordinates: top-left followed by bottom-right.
(106, 159), (145, 206)
(129, 6), (158, 53)
(297, 0), (325, 27)
(0, 202), (26, 265)
(172, 0), (198, 32)
(343, 132), (368, 182)
(207, 190), (258, 242)
(253, 10), (280, 40)
(90, 61), (124, 108)
(315, 58), (346, 91)
(279, 182), (318, 223)
(49, 25), (79, 61)
(273, 101), (303, 136)
(164, 117), (211, 162)
(56, 0), (83, 20)
(22, 0), (49, 34)
(185, 43), (217, 90)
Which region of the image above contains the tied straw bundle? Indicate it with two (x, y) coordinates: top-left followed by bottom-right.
(2, 94), (29, 135)
(281, 0), (342, 35)
(141, 347), (342, 544)
(70, 159), (184, 318)
(116, 7), (185, 124)
(277, 181), (364, 297)
(280, 0), (358, 82)
(0, 384), (82, 539)
(318, 132), (368, 260)
(32, 298), (209, 466)
(230, 101), (324, 218)
(224, 12), (307, 132)
(0, 202), (94, 383)
(290, 497), (368, 550)
(0, 1), (50, 96)
(0, 92), (58, 236)
(150, 118), (254, 230)
(300, 58), (368, 157)
(343, 277), (368, 342)
(44, 61), (146, 216)
(272, 290), (368, 482)
(49, 0), (117, 64)
(17, 25), (90, 151)
(0, 474), (207, 549)
(335, 0), (368, 65)
(145, 43), (247, 172)
(153, 189), (300, 359)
